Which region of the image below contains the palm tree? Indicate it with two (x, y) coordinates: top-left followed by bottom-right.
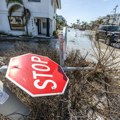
(81, 21), (88, 30)
(106, 15), (110, 24)
(76, 19), (80, 25)
(76, 19), (80, 28)
(97, 18), (104, 25)
(89, 21), (97, 30)
(71, 23), (76, 28)
(56, 15), (61, 29)
(56, 15), (67, 29)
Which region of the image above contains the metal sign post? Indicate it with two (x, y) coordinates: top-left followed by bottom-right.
(59, 34), (65, 67)
(58, 27), (67, 67)
(0, 66), (30, 120)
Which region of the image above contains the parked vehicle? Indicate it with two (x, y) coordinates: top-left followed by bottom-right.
(95, 25), (120, 45)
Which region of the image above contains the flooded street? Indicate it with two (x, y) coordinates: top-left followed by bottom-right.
(66, 28), (120, 64)
(0, 28), (120, 66)
(67, 28), (93, 52)
(66, 28), (97, 62)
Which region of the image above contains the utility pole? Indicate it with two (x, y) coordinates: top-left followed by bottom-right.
(113, 5), (118, 24)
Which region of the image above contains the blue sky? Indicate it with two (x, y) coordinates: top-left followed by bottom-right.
(57, 0), (120, 25)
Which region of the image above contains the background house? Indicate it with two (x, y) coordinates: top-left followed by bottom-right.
(0, 0), (61, 37)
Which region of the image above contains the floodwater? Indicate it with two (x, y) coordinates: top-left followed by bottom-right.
(66, 28), (120, 66)
(0, 29), (120, 64)
(66, 28), (97, 62)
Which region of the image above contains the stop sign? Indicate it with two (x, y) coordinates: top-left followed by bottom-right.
(5, 53), (69, 97)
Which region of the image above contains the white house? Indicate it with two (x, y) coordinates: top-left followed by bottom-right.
(0, 0), (61, 37)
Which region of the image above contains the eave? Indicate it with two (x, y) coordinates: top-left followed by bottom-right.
(56, 0), (61, 9)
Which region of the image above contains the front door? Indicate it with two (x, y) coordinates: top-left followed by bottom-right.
(37, 19), (41, 34)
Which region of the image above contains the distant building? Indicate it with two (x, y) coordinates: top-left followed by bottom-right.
(0, 0), (61, 37)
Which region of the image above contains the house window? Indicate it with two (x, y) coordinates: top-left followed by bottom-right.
(43, 22), (46, 28)
(28, 0), (41, 2)
(9, 16), (24, 30)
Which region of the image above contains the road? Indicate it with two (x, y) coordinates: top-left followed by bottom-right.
(66, 28), (97, 62)
(66, 28), (120, 68)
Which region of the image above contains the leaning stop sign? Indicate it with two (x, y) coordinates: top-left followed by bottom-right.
(5, 53), (69, 97)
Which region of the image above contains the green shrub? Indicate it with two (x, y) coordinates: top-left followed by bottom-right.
(53, 30), (59, 38)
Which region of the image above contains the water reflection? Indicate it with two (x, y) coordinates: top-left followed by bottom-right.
(67, 28), (97, 62)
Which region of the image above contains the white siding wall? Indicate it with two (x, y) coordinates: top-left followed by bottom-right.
(0, 12), (10, 33)
(0, 0), (7, 10)
(49, 0), (57, 34)
(0, 0), (9, 34)
(0, 0), (58, 36)
(23, 0), (56, 36)
(28, 17), (37, 36)
(0, 0), (25, 35)
(24, 0), (49, 17)
(23, 0), (57, 36)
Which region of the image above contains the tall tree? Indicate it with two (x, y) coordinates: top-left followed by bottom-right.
(81, 21), (88, 30)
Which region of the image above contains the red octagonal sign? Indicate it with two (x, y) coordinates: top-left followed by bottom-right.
(5, 53), (69, 97)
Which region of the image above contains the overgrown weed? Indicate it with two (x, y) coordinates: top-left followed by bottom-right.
(0, 39), (120, 120)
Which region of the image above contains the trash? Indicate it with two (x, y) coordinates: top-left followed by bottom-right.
(0, 89), (9, 104)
